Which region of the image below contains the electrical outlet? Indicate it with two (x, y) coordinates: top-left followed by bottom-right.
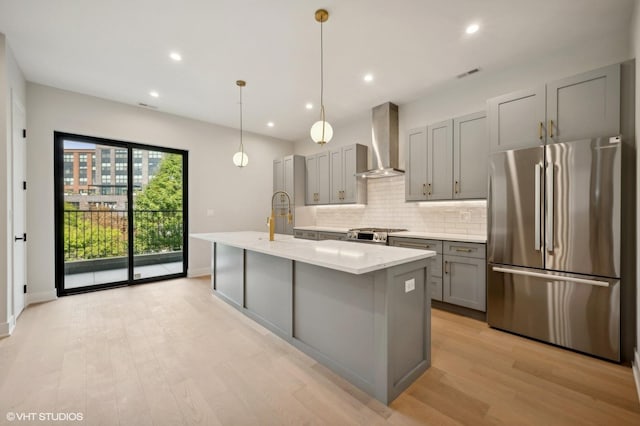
(460, 210), (471, 222)
(206, 209), (215, 217)
(405, 278), (415, 293)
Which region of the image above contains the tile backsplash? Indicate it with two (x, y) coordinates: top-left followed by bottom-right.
(298, 176), (487, 235)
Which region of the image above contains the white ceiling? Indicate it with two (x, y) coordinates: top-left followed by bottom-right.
(0, 0), (634, 141)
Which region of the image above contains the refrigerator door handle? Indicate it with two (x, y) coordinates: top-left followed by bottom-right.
(546, 161), (554, 253)
(492, 266), (610, 287)
(534, 163), (542, 251)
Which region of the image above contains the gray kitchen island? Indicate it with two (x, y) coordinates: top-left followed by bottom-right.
(191, 231), (435, 404)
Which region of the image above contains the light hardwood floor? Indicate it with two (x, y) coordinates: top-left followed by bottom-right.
(1, 277), (638, 425)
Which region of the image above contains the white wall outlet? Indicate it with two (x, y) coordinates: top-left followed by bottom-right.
(206, 209), (215, 217)
(460, 210), (471, 222)
(405, 278), (415, 293)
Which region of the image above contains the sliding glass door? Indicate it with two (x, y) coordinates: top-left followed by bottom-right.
(55, 133), (188, 295)
(132, 148), (185, 280)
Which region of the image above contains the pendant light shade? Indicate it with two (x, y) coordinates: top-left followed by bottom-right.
(311, 9), (332, 145)
(233, 80), (249, 167)
(310, 119), (333, 143)
(232, 151), (249, 167)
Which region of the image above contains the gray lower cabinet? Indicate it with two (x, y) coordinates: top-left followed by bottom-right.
(294, 229), (346, 241)
(317, 231), (346, 241)
(443, 240), (486, 311)
(488, 63), (621, 152)
(443, 256), (486, 311)
(390, 237), (486, 311)
(294, 229), (318, 240)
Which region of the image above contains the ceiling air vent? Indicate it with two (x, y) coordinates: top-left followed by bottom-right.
(456, 68), (480, 79)
(137, 102), (158, 109)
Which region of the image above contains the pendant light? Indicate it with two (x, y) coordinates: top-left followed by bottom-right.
(310, 9), (333, 145)
(233, 80), (249, 167)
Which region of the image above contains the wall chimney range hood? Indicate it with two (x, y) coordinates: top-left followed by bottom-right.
(356, 102), (404, 178)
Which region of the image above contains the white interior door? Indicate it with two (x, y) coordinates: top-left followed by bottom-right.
(12, 96), (26, 318)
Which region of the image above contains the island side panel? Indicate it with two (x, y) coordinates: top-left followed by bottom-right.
(293, 262), (377, 392)
(211, 242), (216, 290)
(215, 244), (244, 307)
(386, 259), (430, 402)
(244, 251), (293, 337)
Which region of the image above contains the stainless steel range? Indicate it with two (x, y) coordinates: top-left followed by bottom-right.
(346, 228), (407, 244)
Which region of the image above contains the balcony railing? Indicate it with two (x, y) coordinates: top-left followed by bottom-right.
(63, 209), (183, 261)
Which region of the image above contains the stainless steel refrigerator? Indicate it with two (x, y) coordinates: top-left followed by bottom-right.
(487, 136), (621, 361)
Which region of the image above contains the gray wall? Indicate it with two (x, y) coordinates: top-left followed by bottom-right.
(25, 83), (293, 301)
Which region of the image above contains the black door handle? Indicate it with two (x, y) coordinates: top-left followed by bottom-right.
(15, 233), (26, 242)
(14, 236), (23, 241)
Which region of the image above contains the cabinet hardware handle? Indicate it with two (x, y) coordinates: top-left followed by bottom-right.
(444, 260), (449, 274)
(455, 181), (459, 194)
(428, 183), (432, 196)
(549, 119), (554, 139)
(454, 247), (473, 253)
(422, 183), (426, 196)
(539, 122), (543, 140)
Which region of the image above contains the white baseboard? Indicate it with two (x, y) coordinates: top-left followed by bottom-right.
(633, 349), (640, 403)
(0, 315), (14, 338)
(26, 290), (57, 306)
(188, 267), (210, 278)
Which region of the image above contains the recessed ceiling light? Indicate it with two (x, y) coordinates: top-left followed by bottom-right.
(267, 122), (275, 128)
(364, 74), (374, 82)
(305, 103), (313, 110)
(466, 23), (479, 34)
(149, 91), (159, 98)
(169, 52), (182, 61)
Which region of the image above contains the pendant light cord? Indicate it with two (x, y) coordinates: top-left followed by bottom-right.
(239, 83), (244, 157)
(319, 18), (326, 141)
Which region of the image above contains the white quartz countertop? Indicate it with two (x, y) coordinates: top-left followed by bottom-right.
(388, 231), (487, 243)
(191, 231), (435, 275)
(293, 226), (351, 233)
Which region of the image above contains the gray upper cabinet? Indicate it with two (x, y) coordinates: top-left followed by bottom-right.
(405, 127), (428, 201)
(546, 63), (620, 143)
(428, 120), (454, 200)
(329, 149), (343, 204)
(488, 63), (621, 151)
(405, 121), (454, 201)
(488, 86), (546, 151)
(453, 111), (489, 199)
(273, 158), (285, 198)
(329, 144), (367, 204)
(273, 155), (305, 235)
(305, 151), (330, 205)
